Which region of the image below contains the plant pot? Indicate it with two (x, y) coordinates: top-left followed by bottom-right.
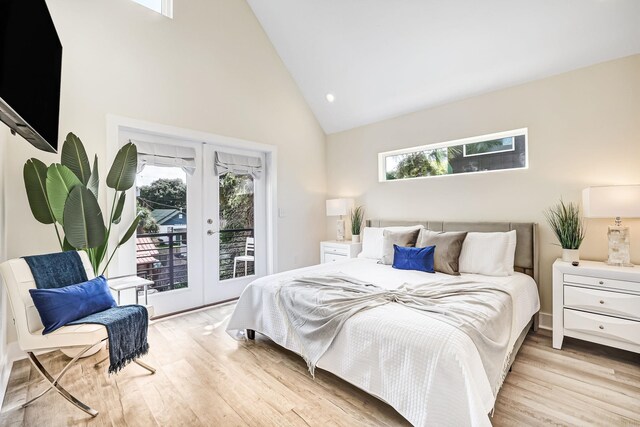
(562, 248), (580, 263)
(352, 235), (361, 243)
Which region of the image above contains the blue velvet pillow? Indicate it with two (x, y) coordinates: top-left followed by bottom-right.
(29, 275), (117, 334)
(392, 244), (436, 273)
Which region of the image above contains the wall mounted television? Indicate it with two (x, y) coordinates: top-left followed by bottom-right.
(0, 0), (62, 153)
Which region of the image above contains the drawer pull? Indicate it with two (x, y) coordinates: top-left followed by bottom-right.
(598, 280), (604, 285)
(599, 300), (605, 304)
(598, 325), (604, 330)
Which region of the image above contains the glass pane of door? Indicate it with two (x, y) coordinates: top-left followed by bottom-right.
(219, 172), (255, 280)
(136, 165), (189, 294)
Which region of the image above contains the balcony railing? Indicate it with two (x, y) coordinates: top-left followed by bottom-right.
(136, 228), (254, 293)
(136, 231), (188, 293)
(219, 228), (254, 280)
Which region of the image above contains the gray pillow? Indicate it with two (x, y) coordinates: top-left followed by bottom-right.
(380, 229), (421, 265)
(416, 230), (468, 275)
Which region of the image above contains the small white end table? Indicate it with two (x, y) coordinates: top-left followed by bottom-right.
(108, 275), (153, 306)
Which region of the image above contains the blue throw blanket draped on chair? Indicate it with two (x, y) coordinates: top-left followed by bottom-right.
(24, 251), (88, 289)
(68, 305), (149, 374)
(24, 252), (150, 374)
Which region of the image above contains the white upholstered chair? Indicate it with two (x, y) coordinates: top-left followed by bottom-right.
(233, 237), (255, 277)
(0, 251), (154, 417)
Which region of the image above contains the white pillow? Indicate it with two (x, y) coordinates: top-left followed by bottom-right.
(360, 227), (384, 259)
(359, 225), (424, 260)
(458, 230), (517, 276)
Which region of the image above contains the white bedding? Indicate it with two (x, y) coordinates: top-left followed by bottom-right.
(226, 258), (540, 426)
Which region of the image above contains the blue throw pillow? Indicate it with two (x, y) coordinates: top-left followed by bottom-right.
(29, 275), (117, 334)
(392, 244), (436, 273)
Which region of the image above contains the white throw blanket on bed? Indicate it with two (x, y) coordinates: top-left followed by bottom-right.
(276, 274), (513, 398)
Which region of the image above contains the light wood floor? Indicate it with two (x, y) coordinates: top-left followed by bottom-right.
(1, 303), (639, 426)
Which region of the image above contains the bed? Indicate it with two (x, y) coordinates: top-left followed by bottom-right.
(227, 220), (540, 426)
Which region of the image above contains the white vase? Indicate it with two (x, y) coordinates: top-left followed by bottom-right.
(352, 235), (361, 243)
(562, 248), (580, 263)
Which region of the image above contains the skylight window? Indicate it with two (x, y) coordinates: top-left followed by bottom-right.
(131, 0), (173, 18)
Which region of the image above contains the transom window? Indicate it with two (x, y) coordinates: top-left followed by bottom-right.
(379, 128), (528, 182)
(131, 0), (173, 18)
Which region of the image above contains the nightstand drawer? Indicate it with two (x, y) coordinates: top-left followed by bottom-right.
(320, 241), (362, 264)
(564, 274), (640, 293)
(324, 253), (347, 263)
(564, 286), (640, 320)
(564, 309), (640, 346)
(323, 245), (349, 256)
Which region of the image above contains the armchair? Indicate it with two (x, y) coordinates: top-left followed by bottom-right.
(0, 251), (155, 417)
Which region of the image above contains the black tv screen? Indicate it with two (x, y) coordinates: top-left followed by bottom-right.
(0, 0), (62, 153)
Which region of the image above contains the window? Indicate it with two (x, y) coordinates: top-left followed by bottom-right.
(131, 0), (173, 18)
(379, 129), (527, 182)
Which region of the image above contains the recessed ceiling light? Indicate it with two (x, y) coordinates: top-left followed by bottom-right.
(325, 93), (335, 103)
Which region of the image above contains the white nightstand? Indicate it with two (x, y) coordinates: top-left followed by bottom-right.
(552, 259), (640, 354)
(320, 241), (362, 264)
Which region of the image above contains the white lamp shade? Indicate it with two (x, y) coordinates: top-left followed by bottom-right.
(582, 185), (640, 218)
(326, 198), (354, 216)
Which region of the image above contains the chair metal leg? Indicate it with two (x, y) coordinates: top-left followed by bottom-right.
(24, 348), (99, 417)
(133, 359), (156, 374)
(97, 356), (155, 375)
(244, 261), (248, 276)
(233, 259), (237, 278)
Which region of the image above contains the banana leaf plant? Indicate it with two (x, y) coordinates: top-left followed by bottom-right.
(23, 132), (141, 276)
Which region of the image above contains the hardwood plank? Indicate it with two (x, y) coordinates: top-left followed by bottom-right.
(1, 303), (638, 426)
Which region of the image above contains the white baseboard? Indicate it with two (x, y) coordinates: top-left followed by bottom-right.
(539, 311), (552, 331)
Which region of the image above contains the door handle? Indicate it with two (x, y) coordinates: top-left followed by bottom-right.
(207, 230), (218, 236)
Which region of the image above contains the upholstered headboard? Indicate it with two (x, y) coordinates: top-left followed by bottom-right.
(366, 220), (539, 285)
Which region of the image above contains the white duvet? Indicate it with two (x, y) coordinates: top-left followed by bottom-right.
(226, 258), (540, 426)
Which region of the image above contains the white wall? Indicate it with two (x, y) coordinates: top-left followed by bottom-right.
(326, 55), (640, 315)
(2, 0), (326, 346)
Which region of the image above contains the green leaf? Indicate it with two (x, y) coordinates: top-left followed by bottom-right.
(61, 133), (91, 184)
(62, 186), (106, 249)
(46, 164), (82, 225)
(112, 192), (126, 224)
(87, 155), (99, 199)
(119, 214), (141, 246)
(62, 237), (75, 251)
(106, 142), (138, 191)
(23, 159), (55, 224)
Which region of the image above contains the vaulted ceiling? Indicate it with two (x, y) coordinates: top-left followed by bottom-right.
(247, 0), (640, 134)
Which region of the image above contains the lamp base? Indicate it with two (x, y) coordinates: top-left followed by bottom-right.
(336, 218), (345, 241)
(606, 261), (634, 267)
(607, 225), (633, 267)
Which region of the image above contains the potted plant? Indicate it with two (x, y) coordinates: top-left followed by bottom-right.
(350, 206), (364, 243)
(23, 132), (140, 276)
(544, 199), (586, 263)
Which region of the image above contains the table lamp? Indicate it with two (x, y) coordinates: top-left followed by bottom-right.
(582, 185), (640, 267)
(326, 198), (354, 241)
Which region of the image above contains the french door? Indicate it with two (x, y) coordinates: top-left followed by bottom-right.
(202, 144), (266, 304)
(132, 135), (266, 316)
